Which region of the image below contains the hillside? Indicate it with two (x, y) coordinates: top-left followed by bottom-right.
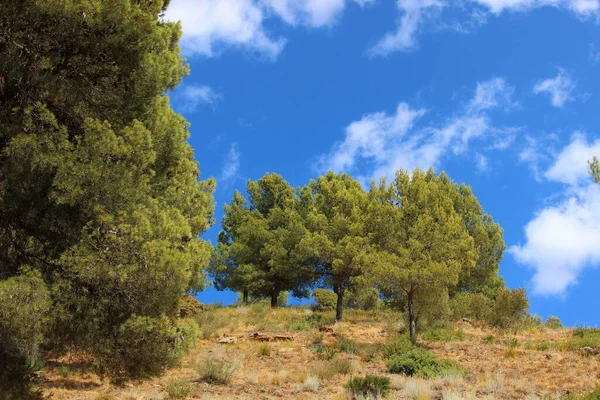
(40, 306), (600, 400)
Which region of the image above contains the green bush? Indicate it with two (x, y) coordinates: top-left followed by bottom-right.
(316, 357), (354, 380)
(345, 287), (380, 311)
(0, 269), (51, 398)
(312, 288), (337, 311)
(277, 291), (289, 307)
(335, 336), (359, 354)
(346, 375), (391, 399)
(545, 316), (563, 329)
(450, 292), (493, 322)
(164, 379), (193, 400)
(179, 295), (205, 318)
(100, 315), (199, 382)
(420, 327), (467, 342)
(386, 347), (462, 378)
(382, 335), (413, 358)
(488, 288), (529, 329)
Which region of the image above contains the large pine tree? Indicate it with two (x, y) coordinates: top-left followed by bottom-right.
(0, 0), (214, 389)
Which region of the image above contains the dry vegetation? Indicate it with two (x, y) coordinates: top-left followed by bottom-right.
(39, 305), (600, 400)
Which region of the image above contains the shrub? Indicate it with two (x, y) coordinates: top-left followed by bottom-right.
(195, 311), (229, 339)
(310, 345), (337, 360)
(0, 269), (51, 398)
(164, 379), (193, 400)
(387, 347), (462, 378)
(312, 289), (337, 312)
(257, 343), (272, 357)
(481, 335), (496, 344)
(545, 316), (563, 329)
(488, 288), (529, 329)
(179, 295), (205, 318)
(311, 332), (325, 345)
(335, 336), (359, 355)
(420, 327), (467, 342)
(277, 291), (289, 307)
(301, 375), (321, 392)
(382, 335), (413, 358)
(503, 338), (519, 348)
(94, 394), (117, 400)
(346, 375), (391, 399)
(345, 287), (380, 311)
(450, 292), (493, 322)
(560, 328), (600, 351)
(316, 357), (354, 380)
(287, 319), (313, 331)
(197, 359), (240, 384)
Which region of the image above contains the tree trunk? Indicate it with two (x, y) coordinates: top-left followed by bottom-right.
(270, 289), (278, 308)
(407, 290), (416, 344)
(335, 282), (345, 322)
(243, 290), (249, 305)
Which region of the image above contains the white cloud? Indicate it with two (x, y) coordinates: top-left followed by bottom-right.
(262, 0), (373, 27)
(590, 43), (600, 65)
(533, 69), (576, 107)
(165, 0), (286, 59)
(319, 78), (517, 181)
(221, 143), (241, 183)
(368, 0), (444, 56)
(178, 85), (223, 111)
(475, 153), (489, 172)
(510, 184), (600, 295)
(511, 134), (600, 295)
(471, 0), (600, 17)
(519, 136), (545, 181)
(545, 133), (600, 186)
(469, 77), (517, 112)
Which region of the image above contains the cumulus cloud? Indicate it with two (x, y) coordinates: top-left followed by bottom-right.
(511, 134), (600, 295)
(166, 0), (375, 58)
(368, 0), (444, 56)
(165, 0), (286, 59)
(318, 77), (517, 182)
(221, 143), (241, 183)
(533, 69), (576, 108)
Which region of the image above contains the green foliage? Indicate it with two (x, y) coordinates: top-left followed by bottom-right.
(288, 319), (314, 331)
(335, 336), (359, 354)
(0, 269), (51, 397)
(210, 174), (314, 306)
(503, 338), (520, 348)
(179, 295), (205, 318)
(312, 288), (338, 311)
(299, 172), (371, 321)
(488, 288), (529, 329)
(346, 375), (391, 399)
(310, 344), (338, 360)
(195, 311), (230, 340)
(545, 316), (563, 329)
(450, 292), (493, 322)
(164, 379), (194, 400)
(345, 286), (380, 311)
(196, 359), (240, 385)
(316, 357), (354, 380)
(387, 347), (462, 378)
(559, 328), (600, 351)
(420, 327), (467, 342)
(368, 169), (477, 343)
(0, 0), (214, 383)
(382, 335), (414, 358)
(590, 157), (600, 184)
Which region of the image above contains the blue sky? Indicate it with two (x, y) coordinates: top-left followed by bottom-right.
(165, 0), (600, 326)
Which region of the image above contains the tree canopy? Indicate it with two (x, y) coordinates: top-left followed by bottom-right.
(0, 0), (214, 388)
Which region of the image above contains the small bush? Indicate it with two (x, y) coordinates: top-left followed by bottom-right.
(503, 338), (520, 348)
(301, 375), (321, 392)
(316, 357), (354, 380)
(382, 335), (413, 358)
(533, 341), (552, 351)
(345, 287), (380, 311)
(257, 343), (272, 357)
(312, 289), (337, 311)
(164, 379), (193, 400)
(197, 359), (240, 385)
(310, 345), (337, 360)
(311, 332), (325, 345)
(287, 319), (313, 331)
(94, 393), (117, 400)
(545, 316), (563, 329)
(488, 288), (529, 329)
(387, 347), (462, 378)
(421, 327), (467, 342)
(450, 292), (493, 322)
(179, 295), (205, 318)
(560, 328), (600, 351)
(346, 375), (391, 399)
(195, 311), (229, 339)
(336, 336), (358, 355)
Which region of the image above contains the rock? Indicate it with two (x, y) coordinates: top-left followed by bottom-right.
(319, 327), (335, 333)
(251, 332), (271, 342)
(219, 336), (237, 344)
(272, 334), (294, 341)
(581, 346), (596, 356)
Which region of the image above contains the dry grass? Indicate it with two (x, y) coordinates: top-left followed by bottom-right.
(38, 306), (600, 399)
